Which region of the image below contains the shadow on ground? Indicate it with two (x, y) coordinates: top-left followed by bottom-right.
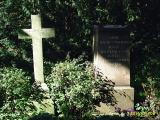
(28, 113), (156, 120)
(28, 113), (57, 120)
(96, 115), (139, 120)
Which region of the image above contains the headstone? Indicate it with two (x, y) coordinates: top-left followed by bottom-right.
(93, 25), (134, 114)
(18, 14), (55, 114)
(18, 14), (55, 83)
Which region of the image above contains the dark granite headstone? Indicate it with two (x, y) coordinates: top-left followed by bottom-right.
(93, 25), (134, 114)
(93, 25), (131, 86)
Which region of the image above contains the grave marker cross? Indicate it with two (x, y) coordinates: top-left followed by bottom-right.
(18, 14), (55, 83)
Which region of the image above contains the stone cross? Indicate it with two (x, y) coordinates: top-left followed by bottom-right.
(18, 14), (55, 83)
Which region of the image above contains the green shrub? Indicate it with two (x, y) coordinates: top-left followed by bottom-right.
(0, 67), (38, 120)
(134, 58), (160, 114)
(0, 67), (31, 101)
(46, 58), (114, 120)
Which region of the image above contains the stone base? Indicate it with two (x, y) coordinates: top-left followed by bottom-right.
(32, 83), (55, 114)
(96, 86), (134, 115)
(33, 98), (54, 114)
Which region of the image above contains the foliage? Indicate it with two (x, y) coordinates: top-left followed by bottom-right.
(0, 0), (134, 69)
(0, 0), (160, 117)
(130, 0), (160, 104)
(0, 99), (36, 120)
(134, 57), (160, 114)
(0, 67), (31, 101)
(46, 58), (114, 120)
(29, 113), (58, 120)
(0, 67), (43, 120)
(135, 103), (150, 112)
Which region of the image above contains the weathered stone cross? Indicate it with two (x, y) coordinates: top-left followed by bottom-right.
(18, 14), (55, 83)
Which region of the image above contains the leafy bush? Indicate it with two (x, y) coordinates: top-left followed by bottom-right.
(0, 67), (31, 101)
(0, 67), (38, 120)
(134, 57), (160, 115)
(46, 58), (115, 120)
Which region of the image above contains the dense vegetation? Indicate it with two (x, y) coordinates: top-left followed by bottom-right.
(46, 58), (115, 119)
(0, 0), (160, 119)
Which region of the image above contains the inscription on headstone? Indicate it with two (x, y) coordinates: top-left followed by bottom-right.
(93, 25), (131, 86)
(93, 25), (134, 114)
